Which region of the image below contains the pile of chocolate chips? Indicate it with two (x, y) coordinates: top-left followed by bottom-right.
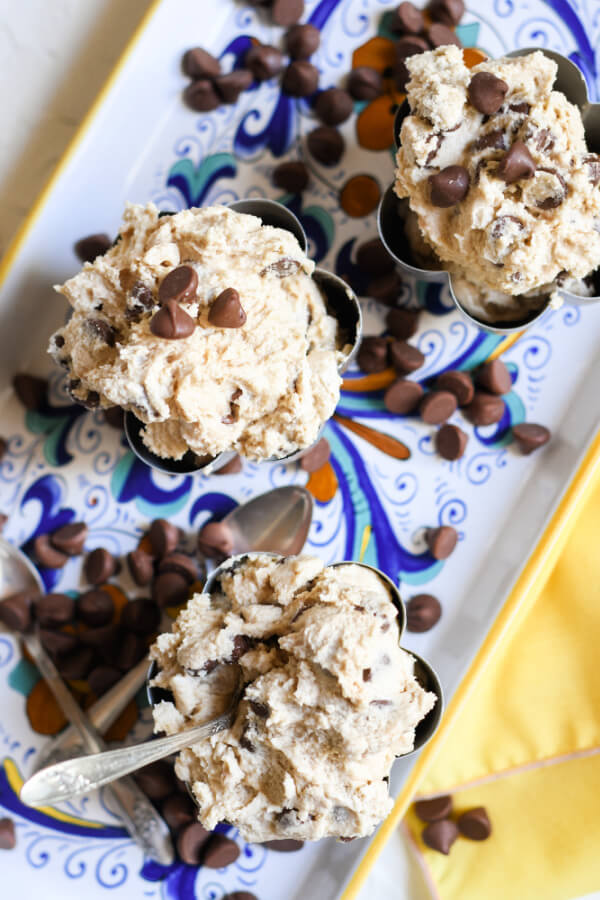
(415, 794), (492, 855)
(357, 324), (551, 459)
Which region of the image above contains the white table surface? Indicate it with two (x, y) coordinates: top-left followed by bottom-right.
(0, 4), (597, 899)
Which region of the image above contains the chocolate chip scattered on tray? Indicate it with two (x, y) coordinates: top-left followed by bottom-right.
(284, 23), (320, 59)
(84, 547), (118, 585)
(152, 572), (190, 608)
(512, 423), (551, 454)
(176, 822), (211, 865)
(158, 552), (198, 583)
(117, 632), (147, 670)
(208, 288), (247, 328)
(306, 126), (345, 165)
(12, 374), (47, 411)
(390, 1), (425, 34)
(435, 370), (474, 407)
(197, 521), (235, 559)
(314, 88), (354, 126)
(182, 47), (221, 80)
(357, 336), (389, 374)
(463, 392), (505, 426)
(272, 160), (309, 193)
(50, 522), (88, 556)
(183, 79), (220, 112)
(396, 35), (430, 58)
(149, 519), (180, 558)
(74, 233), (112, 264)
(104, 406), (125, 429)
(202, 833), (241, 868)
(428, 0), (464, 25)
(39, 628), (79, 656)
(282, 60), (320, 97)
(36, 592), (75, 628)
(120, 597), (161, 635)
(477, 359), (512, 395)
(215, 454), (244, 475)
(367, 270), (403, 305)
(422, 818), (459, 854)
(427, 22), (462, 47)
(389, 340), (425, 375)
(300, 437), (331, 472)
(246, 44), (284, 81)
(135, 761), (176, 801)
(33, 533), (69, 569)
(457, 806), (492, 840)
(426, 525), (458, 560)
(88, 664), (122, 697)
(0, 817), (16, 850)
(223, 893), (259, 900)
(347, 65), (383, 101)
(384, 379), (423, 415)
(271, 0), (304, 26)
(58, 646), (95, 681)
(415, 795), (453, 822)
(0, 590), (37, 633)
(127, 548), (155, 586)
(436, 423), (468, 460)
(214, 70), (254, 104)
(420, 390), (457, 425)
(161, 793), (196, 831)
(78, 589), (114, 627)
(263, 838), (305, 851)
(386, 307), (420, 340)
(405, 593), (442, 632)
(0, 438), (7, 462)
(356, 237), (395, 276)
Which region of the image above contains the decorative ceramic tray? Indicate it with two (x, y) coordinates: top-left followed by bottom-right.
(1, 1), (600, 898)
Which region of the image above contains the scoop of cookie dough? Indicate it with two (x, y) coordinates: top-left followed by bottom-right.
(395, 47), (600, 321)
(50, 204), (343, 461)
(150, 554), (435, 843)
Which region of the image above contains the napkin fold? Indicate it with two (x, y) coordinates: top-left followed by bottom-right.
(404, 468), (600, 899)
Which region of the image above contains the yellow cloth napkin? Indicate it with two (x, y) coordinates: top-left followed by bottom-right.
(404, 465), (600, 899)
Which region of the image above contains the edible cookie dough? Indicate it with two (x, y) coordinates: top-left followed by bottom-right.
(150, 554), (435, 843)
(394, 47), (600, 322)
(50, 204), (343, 461)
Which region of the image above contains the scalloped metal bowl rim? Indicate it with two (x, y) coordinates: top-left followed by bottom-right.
(383, 47), (600, 331)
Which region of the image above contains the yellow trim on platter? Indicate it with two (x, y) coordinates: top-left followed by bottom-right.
(3, 758), (103, 829)
(339, 426), (600, 899)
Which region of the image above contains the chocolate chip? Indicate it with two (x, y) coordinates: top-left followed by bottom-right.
(13, 373), (47, 411)
(208, 288), (246, 328)
(368, 270), (404, 305)
(457, 806), (492, 840)
(362, 668), (372, 682)
(406, 593), (442, 633)
(0, 817), (16, 850)
(427, 22), (462, 46)
(150, 300), (196, 339)
(512, 423), (551, 454)
(498, 140), (536, 183)
(214, 69), (253, 104)
(386, 307), (420, 340)
(176, 821), (211, 864)
(33, 533), (69, 569)
(394, 59), (411, 93)
(263, 839), (304, 851)
(158, 552), (198, 583)
(127, 548), (154, 586)
(284, 23), (320, 59)
(183, 79), (220, 111)
(88, 664), (121, 697)
(314, 88), (354, 126)
(271, 0), (304, 26)
(427, 0), (464, 25)
(82, 390), (100, 410)
(79, 623), (123, 662)
(477, 359), (512, 395)
(300, 437), (331, 472)
(162, 792), (196, 831)
(463, 392), (505, 426)
(389, 340), (425, 375)
(158, 265), (198, 305)
(197, 521), (234, 559)
(246, 44), (284, 81)
(429, 166), (470, 207)
(585, 154), (600, 186)
(357, 336), (389, 374)
(435, 370), (474, 406)
(78, 589), (114, 627)
(86, 318), (118, 347)
(356, 237), (395, 276)
(223, 894), (258, 900)
(149, 519), (180, 558)
(391, 2), (425, 34)
(117, 632), (147, 670)
(535, 166), (568, 210)
(39, 627), (79, 656)
(260, 257), (301, 278)
(422, 818), (459, 854)
(426, 525), (458, 560)
(419, 390), (457, 425)
(307, 125), (345, 165)
(0, 590), (37, 633)
(36, 592), (75, 627)
(50, 522), (88, 556)
(345, 66), (382, 102)
(273, 160), (309, 193)
(468, 72), (508, 115)
(384, 379), (424, 414)
(135, 761), (176, 801)
(120, 597), (161, 635)
(0, 436), (6, 461)
(202, 833), (241, 868)
(74, 234), (112, 263)
(415, 795), (453, 822)
(215, 454), (243, 475)
(534, 127), (555, 153)
(182, 47), (221, 80)
(249, 700), (270, 718)
(396, 36), (430, 59)
(84, 547), (117, 585)
(104, 406), (125, 429)
(435, 423), (468, 460)
(282, 60), (320, 97)
(58, 646), (95, 681)
(509, 101), (531, 115)
(152, 572), (189, 608)
(474, 129), (506, 152)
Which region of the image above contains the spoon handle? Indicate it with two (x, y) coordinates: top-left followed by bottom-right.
(21, 706), (234, 809)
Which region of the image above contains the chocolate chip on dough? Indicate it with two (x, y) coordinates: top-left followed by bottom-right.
(498, 140), (536, 184)
(468, 72), (508, 115)
(158, 266), (198, 305)
(429, 166), (470, 207)
(150, 301), (196, 339)
(208, 288), (246, 328)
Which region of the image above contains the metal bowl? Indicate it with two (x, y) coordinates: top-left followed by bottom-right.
(378, 48), (600, 335)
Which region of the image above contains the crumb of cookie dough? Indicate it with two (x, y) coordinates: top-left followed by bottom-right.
(394, 47), (600, 318)
(150, 554), (436, 843)
(49, 204), (343, 461)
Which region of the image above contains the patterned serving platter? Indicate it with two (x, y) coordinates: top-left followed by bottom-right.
(1, 1), (600, 898)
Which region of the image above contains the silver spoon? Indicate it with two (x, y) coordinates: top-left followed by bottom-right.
(31, 485), (313, 773)
(0, 536), (174, 863)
